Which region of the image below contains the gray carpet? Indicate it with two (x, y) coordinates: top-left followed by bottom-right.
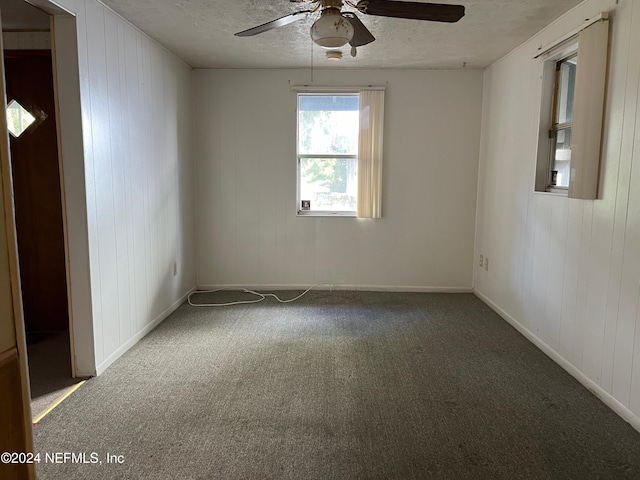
(33, 292), (640, 479)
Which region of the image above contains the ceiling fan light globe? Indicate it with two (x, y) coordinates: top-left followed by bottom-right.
(310, 10), (354, 48)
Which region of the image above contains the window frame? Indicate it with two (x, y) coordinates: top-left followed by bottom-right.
(534, 39), (578, 195)
(534, 15), (609, 199)
(6, 98), (38, 138)
(296, 92), (359, 217)
(547, 52), (577, 192)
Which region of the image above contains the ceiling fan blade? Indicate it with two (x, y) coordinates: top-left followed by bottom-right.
(356, 0), (464, 23)
(235, 10), (312, 37)
(342, 12), (375, 47)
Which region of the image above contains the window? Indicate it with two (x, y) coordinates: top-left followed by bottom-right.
(534, 15), (609, 199)
(297, 94), (359, 215)
(549, 54), (577, 189)
(6, 99), (37, 138)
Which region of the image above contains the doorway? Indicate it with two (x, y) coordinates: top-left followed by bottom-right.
(2, 5), (77, 420)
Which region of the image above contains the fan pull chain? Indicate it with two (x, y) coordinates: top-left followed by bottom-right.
(310, 37), (314, 83)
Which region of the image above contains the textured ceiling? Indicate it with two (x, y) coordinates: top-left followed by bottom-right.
(17, 0), (585, 69)
(99, 0), (585, 69)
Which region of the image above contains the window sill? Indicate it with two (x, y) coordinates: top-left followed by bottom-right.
(297, 211), (356, 217)
(534, 187), (568, 196)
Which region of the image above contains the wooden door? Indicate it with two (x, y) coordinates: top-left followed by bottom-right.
(0, 8), (37, 479)
(4, 50), (68, 333)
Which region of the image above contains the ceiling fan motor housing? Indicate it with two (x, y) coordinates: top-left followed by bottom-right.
(322, 0), (344, 8)
(310, 6), (354, 48)
(235, 0), (465, 53)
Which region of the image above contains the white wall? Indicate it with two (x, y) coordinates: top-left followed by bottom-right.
(193, 69), (483, 291)
(475, 0), (640, 428)
(52, 0), (196, 375)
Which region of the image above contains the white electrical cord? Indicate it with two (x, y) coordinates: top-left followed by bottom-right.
(187, 284), (327, 307)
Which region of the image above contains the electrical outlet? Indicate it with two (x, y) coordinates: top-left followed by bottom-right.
(332, 273), (346, 285)
(479, 254), (484, 267)
(485, 257), (489, 271)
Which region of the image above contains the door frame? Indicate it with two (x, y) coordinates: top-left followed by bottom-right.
(3, 1), (91, 380)
(35, 0), (96, 377)
(50, 15), (77, 377)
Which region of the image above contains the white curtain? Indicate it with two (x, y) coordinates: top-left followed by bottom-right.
(569, 18), (609, 199)
(357, 89), (384, 218)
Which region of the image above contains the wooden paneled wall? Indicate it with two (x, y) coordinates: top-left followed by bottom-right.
(475, 0), (640, 428)
(52, 0), (196, 375)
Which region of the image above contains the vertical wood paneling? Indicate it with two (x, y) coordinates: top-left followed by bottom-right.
(623, 60), (640, 408)
(528, 198), (552, 338)
(146, 41), (158, 318)
(90, 3), (119, 363)
(104, 10), (128, 349)
(519, 186), (538, 331)
(117, 18), (134, 345)
(582, 201), (614, 383)
(475, 0), (640, 424)
(611, 0), (640, 406)
(572, 202), (593, 371)
(134, 32), (150, 334)
(633, 302), (640, 412)
(153, 51), (164, 311)
(558, 201), (584, 362)
(67, 2), (104, 375)
(142, 38), (155, 321)
(126, 30), (144, 334)
(147, 41), (160, 318)
(601, 0), (635, 393)
(629, 120), (640, 410)
(54, 0), (195, 373)
(544, 199), (568, 351)
(157, 51), (169, 314)
(84, 0), (108, 364)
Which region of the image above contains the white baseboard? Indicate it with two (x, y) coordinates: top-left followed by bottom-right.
(474, 289), (640, 434)
(95, 286), (196, 376)
(196, 283), (473, 293)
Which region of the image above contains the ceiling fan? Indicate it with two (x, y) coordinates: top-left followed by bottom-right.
(235, 0), (465, 54)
